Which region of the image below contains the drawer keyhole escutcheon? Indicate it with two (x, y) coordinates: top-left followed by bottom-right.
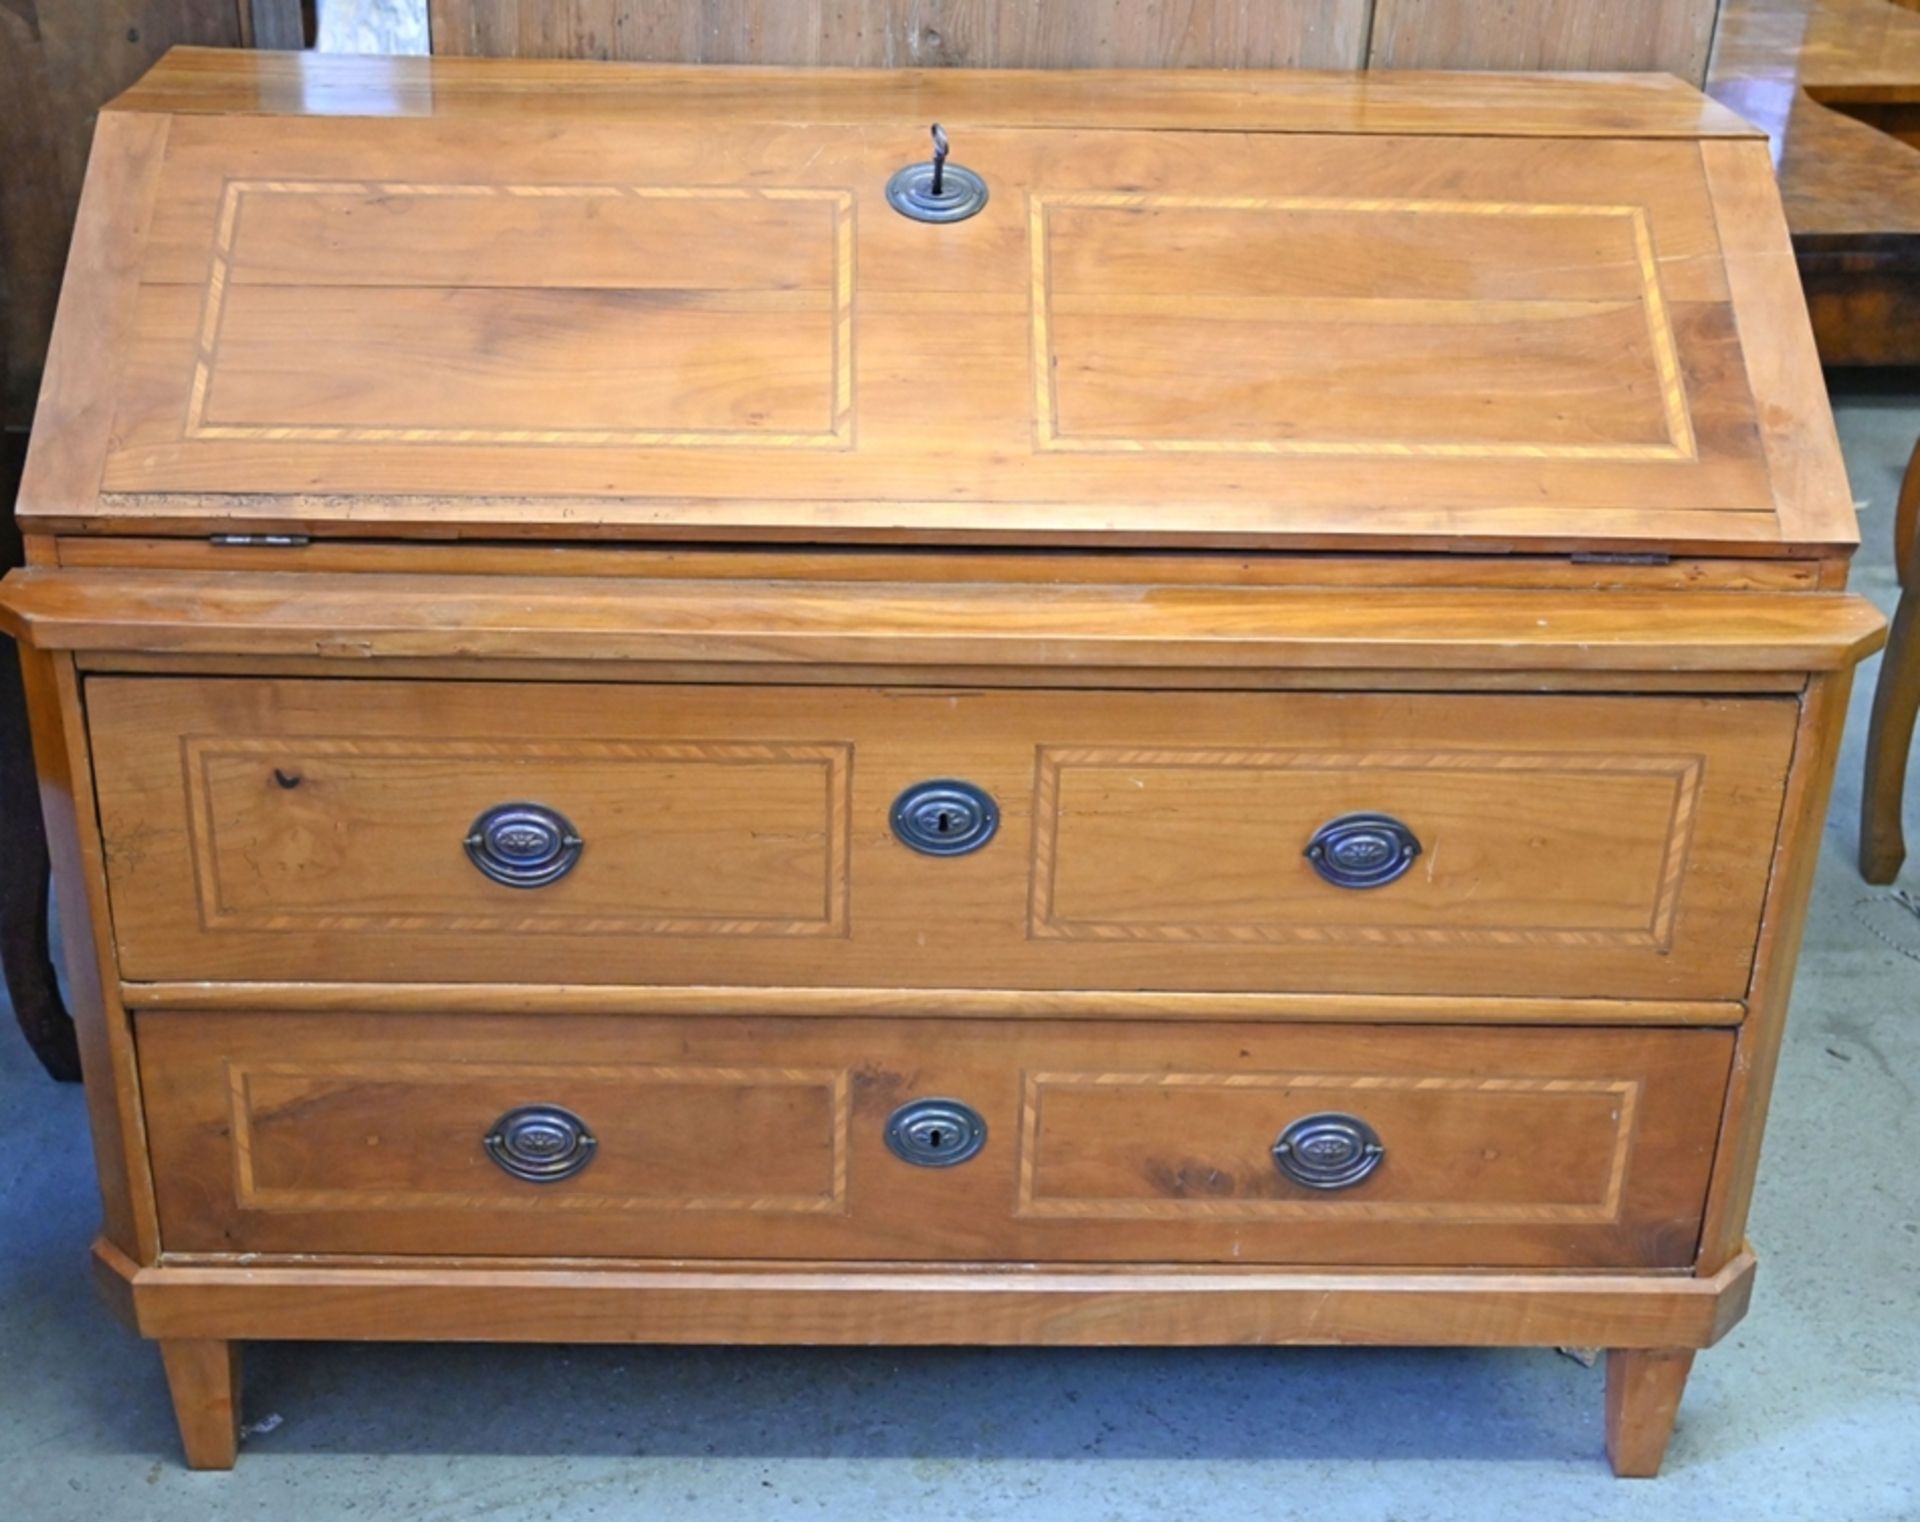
(1304, 812), (1422, 889)
(890, 779), (1000, 856)
(885, 1098), (988, 1167)
(484, 1104), (598, 1183)
(1271, 1113), (1385, 1190)
(464, 802), (585, 889)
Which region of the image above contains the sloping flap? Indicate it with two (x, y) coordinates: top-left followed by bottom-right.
(23, 52), (1857, 555)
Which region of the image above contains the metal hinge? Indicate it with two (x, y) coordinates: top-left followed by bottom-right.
(1570, 551), (1671, 566)
(208, 534), (310, 548)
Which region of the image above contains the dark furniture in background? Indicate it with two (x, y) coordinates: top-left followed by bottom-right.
(1707, 0), (1920, 367)
(0, 431), (74, 1077)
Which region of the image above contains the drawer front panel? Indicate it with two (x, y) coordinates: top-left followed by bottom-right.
(90, 677), (1794, 998)
(139, 1012), (1732, 1267)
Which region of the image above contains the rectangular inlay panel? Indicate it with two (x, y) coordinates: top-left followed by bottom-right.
(1029, 747), (1705, 948)
(187, 181), (854, 448)
(227, 1060), (850, 1214)
(89, 119), (1798, 550)
(179, 735), (851, 937)
(1018, 1071), (1639, 1222)
(1031, 193), (1694, 459)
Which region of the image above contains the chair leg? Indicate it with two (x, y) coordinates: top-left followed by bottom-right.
(1605, 1348), (1695, 1477)
(159, 1339), (243, 1471)
(1861, 584), (1919, 885)
(1, 430), (79, 1081)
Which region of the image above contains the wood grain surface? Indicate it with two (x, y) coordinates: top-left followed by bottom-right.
(428, 0), (1373, 69)
(1605, 1346), (1697, 1476)
(17, 52), (1855, 557)
(0, 571), (1888, 667)
(6, 46), (1881, 1477)
(156, 1338), (240, 1470)
(1708, 0), (1920, 363)
(108, 1239), (1759, 1351)
(42, 535), (1837, 591)
(114, 49), (1761, 136)
(19, 650), (161, 1262)
(1370, 0), (1719, 82)
(86, 676), (1796, 999)
(114, 981), (1746, 1026)
(0, 5), (239, 424)
(429, 1), (1724, 83)
(137, 1010), (1732, 1268)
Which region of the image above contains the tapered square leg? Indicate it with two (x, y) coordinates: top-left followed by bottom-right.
(159, 1338), (243, 1471)
(1605, 1348), (1694, 1477)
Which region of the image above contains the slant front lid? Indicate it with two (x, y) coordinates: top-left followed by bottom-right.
(31, 52), (1855, 554)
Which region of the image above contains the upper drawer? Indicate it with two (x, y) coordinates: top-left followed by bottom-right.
(87, 676), (1795, 999)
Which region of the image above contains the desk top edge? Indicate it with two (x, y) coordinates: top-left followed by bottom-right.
(107, 48), (1765, 141)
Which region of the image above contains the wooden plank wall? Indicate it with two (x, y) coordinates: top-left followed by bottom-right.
(1369, 0), (1721, 82)
(428, 1), (1721, 77)
(0, 1), (251, 428)
(425, 2), (1370, 68)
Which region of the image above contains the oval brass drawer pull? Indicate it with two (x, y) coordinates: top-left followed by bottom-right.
(484, 1104), (597, 1183)
(464, 802), (584, 888)
(890, 779), (1000, 857)
(885, 1098), (988, 1167)
(1271, 1112), (1385, 1190)
(1303, 812), (1421, 889)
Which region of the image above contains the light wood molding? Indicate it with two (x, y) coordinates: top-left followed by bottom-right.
(113, 981), (1747, 1025)
(1696, 672), (1857, 1270)
(0, 572), (1888, 669)
(18, 650), (161, 1262)
(107, 1237), (1760, 1350)
(112, 50), (1763, 137)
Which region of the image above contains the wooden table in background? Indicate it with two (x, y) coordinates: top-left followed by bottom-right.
(1709, 0), (1920, 365)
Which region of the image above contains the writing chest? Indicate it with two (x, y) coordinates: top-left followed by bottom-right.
(0, 48), (1887, 1475)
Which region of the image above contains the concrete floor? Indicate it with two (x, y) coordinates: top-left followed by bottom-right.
(1, 385), (1915, 1522)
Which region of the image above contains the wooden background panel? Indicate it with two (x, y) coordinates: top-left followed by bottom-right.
(430, 1), (1723, 79)
(427, 0), (1374, 68)
(1368, 0), (1720, 83)
(0, 0), (250, 429)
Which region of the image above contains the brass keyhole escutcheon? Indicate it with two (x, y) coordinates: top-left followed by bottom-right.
(890, 779), (999, 856)
(885, 1098), (988, 1168)
(886, 123), (989, 224)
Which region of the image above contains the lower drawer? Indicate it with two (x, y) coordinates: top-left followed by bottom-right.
(138, 1012), (1732, 1269)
